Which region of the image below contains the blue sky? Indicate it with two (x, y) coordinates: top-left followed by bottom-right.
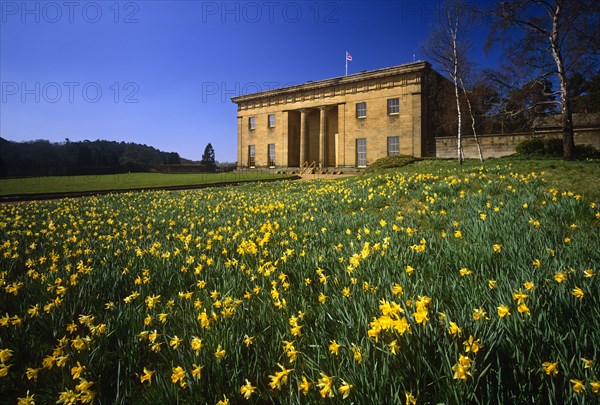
(1, 0), (496, 162)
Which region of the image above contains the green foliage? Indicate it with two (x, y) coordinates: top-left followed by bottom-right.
(543, 138), (564, 156)
(0, 138), (186, 177)
(1, 161), (599, 403)
(516, 137), (600, 159)
(200, 143), (216, 170)
(575, 144), (600, 159)
(365, 155), (421, 173)
(515, 138), (546, 155)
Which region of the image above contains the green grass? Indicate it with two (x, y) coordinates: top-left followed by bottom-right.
(0, 171), (292, 195)
(366, 157), (600, 202)
(1, 158), (599, 404)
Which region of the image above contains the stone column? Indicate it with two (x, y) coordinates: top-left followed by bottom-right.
(412, 91), (422, 157)
(281, 111), (289, 167)
(337, 104), (345, 167)
(237, 116), (243, 169)
(319, 106), (326, 167)
(299, 109), (307, 166)
(334, 133), (339, 168)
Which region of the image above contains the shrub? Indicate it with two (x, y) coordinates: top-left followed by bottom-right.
(516, 137), (600, 159)
(515, 138), (545, 155)
(543, 138), (564, 156)
(365, 155), (420, 173)
(575, 144), (600, 159)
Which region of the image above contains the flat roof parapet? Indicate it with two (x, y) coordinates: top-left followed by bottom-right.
(230, 61), (431, 104)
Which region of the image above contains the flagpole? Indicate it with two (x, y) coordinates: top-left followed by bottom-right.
(345, 50), (348, 76)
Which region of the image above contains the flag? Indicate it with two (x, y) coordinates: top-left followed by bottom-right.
(346, 51), (352, 61)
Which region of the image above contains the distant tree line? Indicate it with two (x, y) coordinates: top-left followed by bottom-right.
(0, 138), (188, 178)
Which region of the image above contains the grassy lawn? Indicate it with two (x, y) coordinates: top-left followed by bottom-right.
(371, 157), (600, 202)
(0, 171), (292, 195)
(1, 157), (599, 403)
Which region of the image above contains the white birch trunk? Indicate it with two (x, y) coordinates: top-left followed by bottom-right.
(460, 78), (483, 162)
(451, 13), (463, 164)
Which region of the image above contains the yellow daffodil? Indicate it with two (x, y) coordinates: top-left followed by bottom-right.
(215, 395), (229, 405)
(452, 363), (471, 381)
(463, 336), (482, 353)
(214, 344), (226, 360)
(570, 379), (585, 393)
(339, 380), (353, 399)
(17, 392), (35, 405)
(329, 340), (340, 356)
(459, 268), (472, 276)
(70, 361), (85, 379)
(448, 321), (462, 337)
(298, 375), (311, 395)
(405, 392), (417, 405)
(239, 379), (256, 399)
(268, 363), (293, 390)
(171, 366), (186, 388)
(572, 287), (584, 300)
(243, 335), (254, 346)
(0, 348), (13, 363)
(0, 363), (12, 377)
(554, 272), (567, 283)
(317, 372), (335, 398)
(497, 305), (510, 318)
(542, 361), (558, 376)
(169, 335), (182, 350)
(473, 307), (488, 321)
(140, 368), (154, 385)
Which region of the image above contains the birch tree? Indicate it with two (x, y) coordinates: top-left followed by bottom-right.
(488, 0), (600, 160)
(422, 0), (483, 163)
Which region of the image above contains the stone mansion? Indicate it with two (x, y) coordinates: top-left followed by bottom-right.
(231, 61), (451, 169)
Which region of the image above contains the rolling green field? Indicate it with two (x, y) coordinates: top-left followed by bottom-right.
(0, 158), (599, 404)
(0, 171), (292, 196)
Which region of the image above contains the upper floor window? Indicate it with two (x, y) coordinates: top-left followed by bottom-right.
(356, 102), (367, 118)
(268, 114), (276, 128)
(388, 98), (399, 115)
(249, 117), (256, 130)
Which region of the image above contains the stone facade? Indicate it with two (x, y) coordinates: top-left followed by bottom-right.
(231, 62), (448, 169)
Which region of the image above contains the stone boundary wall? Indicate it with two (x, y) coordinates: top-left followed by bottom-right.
(435, 127), (600, 159)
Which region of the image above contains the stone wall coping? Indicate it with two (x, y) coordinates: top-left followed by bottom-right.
(435, 125), (600, 141)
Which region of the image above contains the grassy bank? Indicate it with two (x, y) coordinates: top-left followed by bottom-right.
(0, 171), (292, 196)
(0, 158), (599, 403)
(370, 157), (600, 202)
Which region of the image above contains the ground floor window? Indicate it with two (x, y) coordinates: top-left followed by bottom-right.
(387, 136), (400, 156)
(268, 144), (276, 167)
(356, 138), (367, 167)
(248, 145), (255, 167)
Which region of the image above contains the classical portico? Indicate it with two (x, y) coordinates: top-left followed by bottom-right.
(286, 105), (340, 168)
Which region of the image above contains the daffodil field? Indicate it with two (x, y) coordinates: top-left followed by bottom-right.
(1, 161), (599, 404)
